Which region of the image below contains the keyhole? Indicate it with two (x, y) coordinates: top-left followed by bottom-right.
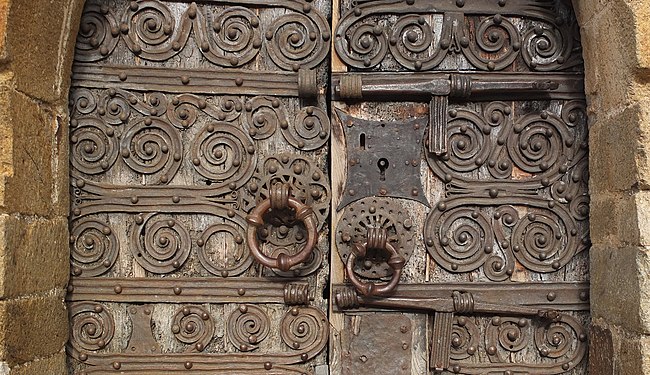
(378, 158), (389, 181)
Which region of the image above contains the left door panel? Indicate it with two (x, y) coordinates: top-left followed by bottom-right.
(67, 1), (332, 374)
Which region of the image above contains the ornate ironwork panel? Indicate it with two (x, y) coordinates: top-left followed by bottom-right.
(68, 0), (590, 374)
(330, 0), (590, 374)
(67, 0), (331, 374)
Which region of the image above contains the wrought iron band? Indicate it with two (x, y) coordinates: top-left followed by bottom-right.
(333, 72), (584, 101)
(73, 64), (319, 97)
(333, 282), (589, 312)
(68, 277), (312, 305)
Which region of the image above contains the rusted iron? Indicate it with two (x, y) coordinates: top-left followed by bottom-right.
(246, 183), (319, 271)
(334, 109), (429, 208)
(335, 197), (415, 280)
(341, 314), (412, 375)
(430, 312), (454, 372)
(333, 282), (590, 313)
(127, 305), (161, 354)
(68, 0), (591, 373)
(334, 283), (589, 374)
(333, 72), (583, 101)
(68, 0), (331, 374)
(67, 277), (313, 305)
(344, 227), (405, 296)
(334, 0), (582, 72)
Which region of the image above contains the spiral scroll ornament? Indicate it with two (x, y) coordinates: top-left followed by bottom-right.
(450, 316), (480, 360)
(71, 88), (97, 115)
(70, 219), (118, 277)
(69, 302), (115, 352)
(101, 94), (131, 125)
(70, 118), (119, 175)
(227, 304), (270, 352)
(191, 122), (256, 188)
(266, 12), (330, 70)
(336, 21), (388, 69)
(95, 89), (168, 125)
(203, 6), (262, 67)
(171, 306), (214, 352)
(280, 307), (328, 355)
(121, 0), (191, 61)
(508, 113), (570, 175)
(424, 206), (492, 274)
(522, 23), (573, 71)
(463, 16), (520, 71)
(131, 214), (191, 273)
(389, 15), (444, 71)
(511, 209), (577, 273)
(283, 106), (330, 151)
(534, 314), (587, 361)
(438, 109), (493, 173)
(243, 97), (287, 140)
(166, 95), (202, 129)
(486, 317), (533, 362)
(75, 4), (119, 61)
(484, 102), (515, 179)
(217, 96), (245, 123)
(197, 222), (253, 277)
(120, 118), (183, 184)
(561, 100), (587, 129)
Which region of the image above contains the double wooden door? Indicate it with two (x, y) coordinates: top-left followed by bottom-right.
(67, 0), (590, 374)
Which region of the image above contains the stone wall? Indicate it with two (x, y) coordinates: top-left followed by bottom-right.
(573, 0), (650, 373)
(0, 0), (83, 373)
(0, 0), (646, 374)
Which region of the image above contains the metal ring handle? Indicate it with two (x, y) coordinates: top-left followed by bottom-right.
(246, 187), (318, 272)
(345, 239), (405, 297)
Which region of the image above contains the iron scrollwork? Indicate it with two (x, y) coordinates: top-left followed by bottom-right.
(69, 1), (331, 373)
(424, 100), (589, 280)
(334, 0), (582, 72)
(77, 0), (331, 71)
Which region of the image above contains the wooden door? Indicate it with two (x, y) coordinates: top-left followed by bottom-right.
(67, 1), (590, 374)
(67, 0), (332, 373)
(328, 0), (590, 374)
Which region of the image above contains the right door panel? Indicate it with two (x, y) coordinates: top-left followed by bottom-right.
(329, 1), (590, 374)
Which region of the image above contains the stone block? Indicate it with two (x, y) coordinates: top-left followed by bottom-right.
(579, 0), (637, 113)
(7, 351), (66, 375)
(0, 87), (68, 216)
(571, 0), (608, 27)
(0, 214), (69, 299)
(619, 332), (650, 375)
(0, 291), (68, 366)
(591, 245), (650, 334)
(589, 192), (639, 247)
(0, 0), (9, 64)
(4, 0), (81, 103)
(589, 102), (648, 194)
(624, 0), (650, 74)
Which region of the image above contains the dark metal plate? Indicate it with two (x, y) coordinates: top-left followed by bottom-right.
(341, 313), (412, 375)
(335, 109), (429, 210)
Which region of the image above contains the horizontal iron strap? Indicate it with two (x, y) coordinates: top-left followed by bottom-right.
(333, 282), (589, 312)
(332, 72), (585, 101)
(72, 64), (312, 97)
(74, 352), (310, 371)
(68, 277), (310, 304)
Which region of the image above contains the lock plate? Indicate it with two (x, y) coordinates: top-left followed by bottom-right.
(335, 109), (429, 210)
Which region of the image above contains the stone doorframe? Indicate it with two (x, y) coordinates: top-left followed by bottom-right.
(0, 0), (647, 373)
